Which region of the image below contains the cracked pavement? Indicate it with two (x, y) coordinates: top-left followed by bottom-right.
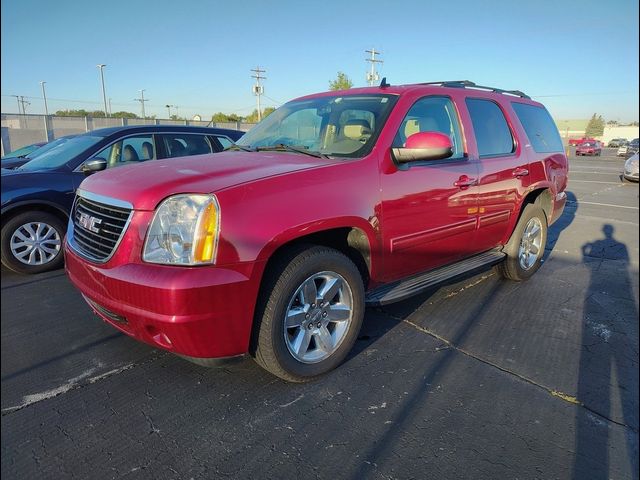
(2, 151), (638, 479)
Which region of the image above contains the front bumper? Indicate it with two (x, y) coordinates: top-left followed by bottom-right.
(65, 244), (263, 359)
(624, 171), (639, 181)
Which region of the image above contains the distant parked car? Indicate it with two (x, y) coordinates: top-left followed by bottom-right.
(1, 136), (79, 170)
(576, 140), (602, 156)
(1, 125), (244, 274)
(623, 153), (639, 182)
(618, 138), (639, 157)
(607, 138), (628, 148)
(1, 141), (46, 163)
(569, 137), (596, 147)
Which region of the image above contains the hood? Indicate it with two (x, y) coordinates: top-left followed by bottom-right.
(1, 170), (73, 207)
(79, 151), (342, 210)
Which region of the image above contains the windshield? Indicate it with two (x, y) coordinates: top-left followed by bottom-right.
(19, 135), (104, 171)
(236, 94), (397, 157)
(1, 143), (43, 159)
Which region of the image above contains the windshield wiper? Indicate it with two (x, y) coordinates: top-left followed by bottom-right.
(224, 144), (255, 152)
(256, 144), (329, 158)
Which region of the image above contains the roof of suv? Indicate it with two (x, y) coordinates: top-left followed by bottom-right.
(295, 80), (543, 107)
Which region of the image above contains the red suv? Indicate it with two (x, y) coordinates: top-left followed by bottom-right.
(65, 80), (568, 382)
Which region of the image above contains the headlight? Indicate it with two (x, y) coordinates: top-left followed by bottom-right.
(143, 194), (220, 265)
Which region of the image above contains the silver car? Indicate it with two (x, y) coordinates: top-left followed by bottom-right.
(623, 153), (639, 182)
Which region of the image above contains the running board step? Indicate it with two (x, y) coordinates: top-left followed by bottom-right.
(365, 249), (505, 306)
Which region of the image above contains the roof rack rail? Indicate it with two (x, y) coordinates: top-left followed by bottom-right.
(420, 80), (531, 99)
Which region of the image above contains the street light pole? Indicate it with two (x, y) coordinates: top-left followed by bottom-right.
(40, 81), (49, 116)
(165, 104), (172, 118)
(97, 64), (108, 117)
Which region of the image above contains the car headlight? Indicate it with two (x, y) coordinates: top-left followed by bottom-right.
(143, 194), (220, 265)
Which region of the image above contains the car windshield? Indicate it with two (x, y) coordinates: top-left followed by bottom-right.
(236, 94), (397, 158)
(1, 143), (43, 160)
(18, 135), (104, 171)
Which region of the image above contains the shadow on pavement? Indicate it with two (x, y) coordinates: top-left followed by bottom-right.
(573, 224), (639, 480)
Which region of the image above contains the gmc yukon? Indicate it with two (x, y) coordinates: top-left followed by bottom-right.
(65, 80), (568, 382)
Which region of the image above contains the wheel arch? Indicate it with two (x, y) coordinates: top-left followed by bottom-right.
(1, 201), (70, 229)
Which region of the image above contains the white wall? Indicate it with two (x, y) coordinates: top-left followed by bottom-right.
(600, 126), (639, 143)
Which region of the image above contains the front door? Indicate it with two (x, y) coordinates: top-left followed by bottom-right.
(380, 96), (480, 281)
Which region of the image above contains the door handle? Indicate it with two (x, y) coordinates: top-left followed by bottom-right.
(454, 176), (478, 189)
(512, 167), (529, 178)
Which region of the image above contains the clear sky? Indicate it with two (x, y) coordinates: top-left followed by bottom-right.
(1, 0), (638, 121)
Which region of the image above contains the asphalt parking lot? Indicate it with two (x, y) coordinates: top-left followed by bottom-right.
(1, 149), (638, 479)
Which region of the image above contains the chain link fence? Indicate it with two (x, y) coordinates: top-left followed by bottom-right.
(1, 114), (255, 155)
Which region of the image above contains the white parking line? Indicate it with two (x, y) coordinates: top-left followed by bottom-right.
(569, 180), (623, 185)
(568, 200), (639, 210)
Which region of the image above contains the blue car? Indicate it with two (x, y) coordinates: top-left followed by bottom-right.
(1, 125), (243, 274)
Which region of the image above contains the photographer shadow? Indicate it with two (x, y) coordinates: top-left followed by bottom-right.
(573, 224), (639, 479)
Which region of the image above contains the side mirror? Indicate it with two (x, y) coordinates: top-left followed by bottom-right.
(392, 132), (454, 163)
(81, 158), (107, 175)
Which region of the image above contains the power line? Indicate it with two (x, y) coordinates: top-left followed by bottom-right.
(251, 66), (266, 121)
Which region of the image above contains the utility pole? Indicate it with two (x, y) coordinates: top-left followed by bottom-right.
(134, 89), (148, 118)
(97, 64), (108, 117)
(165, 104), (173, 118)
(12, 95), (21, 114)
(251, 67), (266, 122)
(40, 81), (49, 116)
(18, 96), (31, 114)
(365, 48), (383, 86)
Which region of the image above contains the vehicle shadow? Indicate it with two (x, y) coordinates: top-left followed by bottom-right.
(573, 225), (639, 480)
(352, 190), (579, 358)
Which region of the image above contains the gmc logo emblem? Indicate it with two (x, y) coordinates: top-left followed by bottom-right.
(78, 212), (102, 233)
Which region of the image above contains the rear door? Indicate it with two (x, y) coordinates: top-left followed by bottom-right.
(464, 97), (527, 252)
(380, 95), (480, 280)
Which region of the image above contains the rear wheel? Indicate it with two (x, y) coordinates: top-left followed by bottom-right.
(1, 211), (66, 274)
(252, 245), (365, 382)
(495, 204), (547, 281)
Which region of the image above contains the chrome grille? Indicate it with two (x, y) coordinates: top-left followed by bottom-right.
(70, 193), (132, 262)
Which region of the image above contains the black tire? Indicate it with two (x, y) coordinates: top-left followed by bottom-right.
(495, 203), (548, 282)
(251, 245), (365, 382)
(1, 211), (66, 274)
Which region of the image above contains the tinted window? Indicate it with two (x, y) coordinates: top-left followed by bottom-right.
(511, 103), (563, 153)
(466, 99), (515, 157)
(162, 134), (213, 159)
(215, 136), (233, 149)
(392, 96), (464, 158)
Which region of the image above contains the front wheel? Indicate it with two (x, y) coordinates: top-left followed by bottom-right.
(251, 245), (365, 382)
(1, 211), (66, 274)
(495, 203), (548, 281)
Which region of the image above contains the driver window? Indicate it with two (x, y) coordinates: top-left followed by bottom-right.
(393, 97), (464, 158)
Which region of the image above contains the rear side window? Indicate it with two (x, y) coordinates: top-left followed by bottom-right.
(466, 98), (515, 157)
(161, 134), (213, 159)
(512, 103), (563, 153)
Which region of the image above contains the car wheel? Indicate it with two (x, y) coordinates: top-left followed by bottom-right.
(495, 203), (548, 282)
(251, 245), (365, 382)
(1, 211), (66, 274)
